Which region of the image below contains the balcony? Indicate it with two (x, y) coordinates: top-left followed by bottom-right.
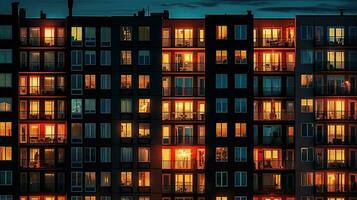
(162, 38), (205, 48)
(162, 62), (205, 72)
(254, 38), (295, 48)
(20, 159), (64, 169)
(163, 136), (205, 145)
(20, 62), (65, 72)
(254, 111), (294, 121)
(162, 112), (205, 121)
(19, 111), (66, 120)
(254, 87), (294, 97)
(314, 37), (357, 46)
(315, 61), (357, 71)
(254, 62), (295, 72)
(314, 184), (347, 193)
(315, 136), (357, 145)
(315, 111), (357, 120)
(162, 160), (205, 170)
(254, 184), (294, 194)
(20, 134), (66, 144)
(255, 136), (294, 145)
(20, 37), (65, 46)
(314, 85), (357, 96)
(314, 160), (357, 170)
(254, 160), (294, 170)
(19, 86), (65, 96)
(162, 87), (205, 97)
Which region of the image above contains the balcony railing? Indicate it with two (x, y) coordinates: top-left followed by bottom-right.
(20, 134), (66, 144)
(162, 160), (205, 170)
(315, 184), (346, 193)
(162, 62), (205, 72)
(315, 136), (357, 145)
(314, 160), (357, 169)
(314, 85), (357, 96)
(254, 86), (294, 97)
(315, 111), (357, 120)
(20, 159), (65, 169)
(162, 87), (205, 96)
(19, 86), (65, 96)
(254, 38), (295, 48)
(162, 38), (205, 48)
(255, 136), (294, 145)
(254, 160), (294, 170)
(254, 111), (294, 121)
(19, 111), (66, 120)
(20, 37), (65, 46)
(163, 136), (205, 145)
(20, 62), (65, 72)
(254, 184), (294, 194)
(315, 61), (357, 71)
(254, 62), (295, 72)
(162, 112), (205, 121)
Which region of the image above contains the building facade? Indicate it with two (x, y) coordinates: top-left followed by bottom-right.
(0, 2), (357, 200)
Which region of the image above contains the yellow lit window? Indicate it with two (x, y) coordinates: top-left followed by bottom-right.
(162, 148), (171, 169)
(175, 173), (193, 192)
(84, 196), (96, 200)
(138, 75), (150, 89)
(216, 123), (227, 137)
(71, 27), (82, 42)
(327, 149), (345, 163)
(216, 50), (227, 64)
(0, 146), (12, 160)
(162, 125), (171, 144)
(216, 197), (228, 200)
(120, 50), (132, 65)
(199, 29), (205, 43)
(44, 27), (55, 46)
(301, 99), (313, 113)
(138, 123), (150, 137)
(175, 149), (192, 169)
(44, 100), (55, 119)
(120, 123), (132, 138)
(175, 28), (193, 47)
(235, 123), (246, 137)
(138, 99), (150, 113)
(235, 50), (247, 64)
(101, 172), (111, 187)
(0, 122), (12, 136)
(85, 74), (96, 89)
(216, 25), (228, 40)
(138, 171), (150, 187)
(120, 74), (132, 89)
(29, 76), (40, 94)
(29, 100), (39, 118)
(120, 171), (132, 186)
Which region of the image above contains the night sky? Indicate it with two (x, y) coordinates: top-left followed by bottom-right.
(1, 0), (357, 18)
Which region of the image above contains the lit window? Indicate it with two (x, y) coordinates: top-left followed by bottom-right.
(44, 27), (55, 46)
(138, 172), (150, 187)
(175, 28), (193, 47)
(138, 147), (150, 162)
(327, 50), (344, 69)
(85, 74), (96, 89)
(216, 147), (228, 162)
(120, 172), (132, 187)
(138, 99), (150, 113)
(328, 27), (344, 45)
(301, 74), (313, 88)
(175, 173), (193, 192)
(0, 98), (12, 112)
(216, 50), (227, 64)
(235, 123), (246, 137)
(235, 50), (247, 64)
(301, 172), (314, 186)
(301, 99), (313, 113)
(120, 50), (132, 65)
(120, 123), (132, 138)
(327, 149), (345, 164)
(0, 146), (11, 161)
(138, 75), (150, 89)
(216, 123), (227, 137)
(216, 25), (228, 40)
(71, 27), (83, 46)
(120, 75), (132, 89)
(217, 197), (228, 200)
(100, 172), (111, 187)
(138, 26), (150, 41)
(138, 123), (150, 137)
(120, 26), (132, 41)
(84, 172), (96, 192)
(0, 122), (11, 136)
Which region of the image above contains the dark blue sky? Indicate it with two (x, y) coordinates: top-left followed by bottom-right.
(1, 0), (357, 18)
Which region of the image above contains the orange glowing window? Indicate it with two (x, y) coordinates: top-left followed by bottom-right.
(85, 74), (96, 89)
(138, 171), (150, 187)
(216, 25), (227, 40)
(0, 146), (12, 160)
(120, 122), (132, 138)
(44, 27), (55, 46)
(121, 171), (132, 186)
(216, 123), (227, 137)
(235, 123), (247, 137)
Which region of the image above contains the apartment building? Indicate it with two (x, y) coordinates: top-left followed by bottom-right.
(0, 1), (357, 200)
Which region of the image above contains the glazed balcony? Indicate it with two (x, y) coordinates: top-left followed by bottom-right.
(162, 112), (205, 121)
(20, 159), (65, 169)
(254, 62), (295, 72)
(20, 36), (65, 47)
(162, 87), (205, 97)
(162, 160), (205, 170)
(315, 135), (357, 145)
(19, 86), (65, 96)
(315, 111), (357, 120)
(314, 85), (357, 96)
(254, 38), (294, 48)
(314, 160), (357, 170)
(19, 111), (66, 120)
(315, 61), (357, 71)
(162, 37), (205, 48)
(162, 136), (205, 145)
(254, 160), (294, 170)
(162, 62), (205, 72)
(19, 134), (66, 144)
(20, 62), (65, 72)
(254, 111), (294, 121)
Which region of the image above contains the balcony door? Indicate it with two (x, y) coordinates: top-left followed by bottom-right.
(175, 126), (193, 145)
(327, 75), (344, 94)
(262, 28), (281, 46)
(327, 173), (345, 192)
(263, 101), (281, 120)
(175, 174), (193, 192)
(327, 100), (345, 119)
(175, 77), (193, 96)
(162, 53), (170, 71)
(175, 101), (193, 120)
(175, 149), (192, 169)
(263, 52), (281, 71)
(175, 53), (193, 71)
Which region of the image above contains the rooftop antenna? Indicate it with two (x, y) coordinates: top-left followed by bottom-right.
(339, 8), (344, 16)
